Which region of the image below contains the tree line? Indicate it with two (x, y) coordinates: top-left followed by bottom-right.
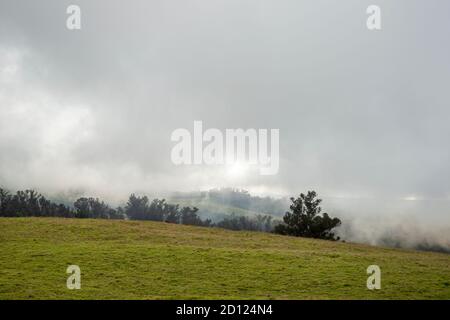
(0, 188), (342, 240)
(0, 188), (209, 226)
(0, 188), (273, 230)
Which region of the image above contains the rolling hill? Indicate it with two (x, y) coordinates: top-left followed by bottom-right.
(167, 189), (288, 221)
(168, 197), (273, 221)
(0, 217), (449, 299)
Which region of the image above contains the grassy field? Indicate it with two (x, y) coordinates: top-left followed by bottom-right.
(0, 217), (449, 300)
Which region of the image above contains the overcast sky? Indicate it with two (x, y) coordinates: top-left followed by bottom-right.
(1, 1), (450, 225)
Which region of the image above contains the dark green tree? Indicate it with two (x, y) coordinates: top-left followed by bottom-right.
(274, 191), (341, 240)
(148, 199), (169, 221)
(0, 188), (11, 216)
(180, 207), (203, 226)
(74, 197), (116, 219)
(164, 204), (181, 223)
(125, 194), (150, 220)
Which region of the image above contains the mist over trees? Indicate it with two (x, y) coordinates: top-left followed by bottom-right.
(216, 213), (276, 232)
(2, 187), (449, 252)
(0, 187), (341, 241)
(74, 197), (125, 219)
(180, 206), (212, 226)
(171, 188), (288, 217)
(124, 194), (212, 226)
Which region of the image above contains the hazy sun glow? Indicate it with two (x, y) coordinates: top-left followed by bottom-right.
(403, 195), (419, 201)
(226, 162), (249, 178)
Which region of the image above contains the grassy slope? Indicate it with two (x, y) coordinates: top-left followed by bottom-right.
(0, 217), (449, 300)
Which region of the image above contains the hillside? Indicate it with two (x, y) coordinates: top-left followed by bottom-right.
(168, 197), (274, 221)
(0, 217), (449, 299)
(167, 189), (288, 221)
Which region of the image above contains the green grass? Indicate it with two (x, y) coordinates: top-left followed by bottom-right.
(0, 217), (449, 300)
